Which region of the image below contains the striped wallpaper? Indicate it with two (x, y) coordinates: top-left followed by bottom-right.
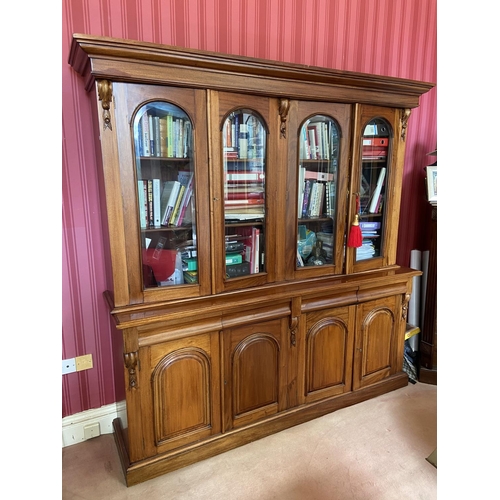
(62, 0), (437, 417)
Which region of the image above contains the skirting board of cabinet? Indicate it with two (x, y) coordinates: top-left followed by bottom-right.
(114, 372), (408, 486)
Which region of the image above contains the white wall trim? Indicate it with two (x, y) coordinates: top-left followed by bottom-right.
(62, 401), (127, 448)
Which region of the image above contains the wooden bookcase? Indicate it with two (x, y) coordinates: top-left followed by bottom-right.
(69, 34), (434, 486)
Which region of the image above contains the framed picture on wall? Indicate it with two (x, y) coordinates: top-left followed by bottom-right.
(425, 165), (437, 204)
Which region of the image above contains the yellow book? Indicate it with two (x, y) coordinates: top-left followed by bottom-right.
(169, 185), (185, 225)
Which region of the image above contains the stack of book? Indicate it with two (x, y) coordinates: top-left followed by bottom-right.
(138, 171), (194, 229)
(160, 171), (194, 227)
(138, 111), (192, 158)
(223, 112), (265, 161)
(224, 165), (265, 221)
(362, 137), (388, 160)
(224, 227), (260, 276)
(299, 121), (338, 160)
(356, 220), (381, 260)
(298, 167), (335, 219)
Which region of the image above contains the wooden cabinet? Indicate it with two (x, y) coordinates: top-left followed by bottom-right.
(69, 34), (433, 486)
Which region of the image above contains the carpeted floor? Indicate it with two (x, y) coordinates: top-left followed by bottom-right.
(62, 382), (437, 499)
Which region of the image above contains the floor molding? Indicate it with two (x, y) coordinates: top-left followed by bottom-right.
(62, 401), (127, 448)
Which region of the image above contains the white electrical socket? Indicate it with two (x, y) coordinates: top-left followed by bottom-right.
(84, 423), (100, 440)
(62, 358), (76, 375)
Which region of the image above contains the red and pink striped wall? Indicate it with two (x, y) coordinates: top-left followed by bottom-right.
(62, 0), (437, 417)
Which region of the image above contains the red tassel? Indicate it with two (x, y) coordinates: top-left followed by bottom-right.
(347, 214), (362, 248)
(348, 194), (362, 248)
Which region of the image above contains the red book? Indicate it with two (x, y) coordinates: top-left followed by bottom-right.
(362, 137), (389, 147)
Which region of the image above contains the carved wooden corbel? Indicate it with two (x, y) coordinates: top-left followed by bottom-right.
(289, 315), (298, 346)
(279, 98), (290, 138)
(97, 79), (113, 130)
(401, 108), (411, 141)
(402, 293), (410, 321)
(124, 351), (138, 389)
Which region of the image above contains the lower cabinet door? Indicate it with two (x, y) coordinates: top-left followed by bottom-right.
(353, 295), (404, 390)
(299, 306), (356, 404)
(223, 317), (288, 431)
(135, 332), (221, 458)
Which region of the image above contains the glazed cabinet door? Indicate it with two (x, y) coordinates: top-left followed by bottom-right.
(209, 91), (280, 293)
(128, 332), (221, 461)
(352, 295), (405, 390)
(285, 101), (351, 279)
(346, 104), (408, 274)
(104, 82), (212, 306)
(298, 305), (356, 405)
(222, 317), (288, 431)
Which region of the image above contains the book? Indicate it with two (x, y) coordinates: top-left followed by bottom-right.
(152, 178), (161, 227)
(138, 180), (147, 228)
(359, 221), (381, 230)
(362, 137), (389, 147)
(167, 115), (174, 157)
(226, 253), (243, 265)
(362, 147), (387, 158)
(147, 180), (154, 227)
(161, 180), (181, 225)
(141, 113), (151, 156)
(297, 166), (306, 216)
(225, 171), (265, 183)
(369, 168), (386, 213)
(304, 170), (334, 182)
(153, 116), (161, 157)
(159, 116), (168, 156)
(225, 261), (250, 278)
(224, 198), (265, 206)
(176, 173), (195, 226)
(301, 180), (312, 218)
(148, 114), (155, 156)
(169, 184), (186, 225)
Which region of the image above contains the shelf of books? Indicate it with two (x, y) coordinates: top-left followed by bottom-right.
(356, 118), (390, 261)
(223, 109), (266, 278)
(134, 101), (198, 288)
(296, 115), (339, 268)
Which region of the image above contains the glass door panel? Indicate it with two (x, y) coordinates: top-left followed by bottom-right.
(133, 101), (198, 289)
(223, 110), (266, 278)
(296, 115), (340, 269)
(356, 118), (391, 262)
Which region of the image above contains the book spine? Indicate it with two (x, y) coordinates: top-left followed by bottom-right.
(163, 181), (181, 225)
(152, 178), (161, 227)
(147, 180), (154, 227)
(369, 168), (386, 213)
(141, 113), (150, 156)
(170, 185), (185, 225)
(238, 123), (248, 159)
(307, 182), (319, 217)
(138, 180), (147, 228)
(226, 253), (243, 265)
(159, 117), (168, 157)
(148, 114), (155, 156)
(301, 180), (312, 218)
(154, 116), (161, 157)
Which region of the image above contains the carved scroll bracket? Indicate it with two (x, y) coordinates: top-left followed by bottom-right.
(279, 98), (290, 139)
(401, 108), (411, 141)
(402, 293), (410, 321)
(97, 80), (113, 131)
(289, 316), (298, 346)
(124, 351), (138, 389)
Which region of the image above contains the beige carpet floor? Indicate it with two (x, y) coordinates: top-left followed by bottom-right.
(62, 382), (437, 499)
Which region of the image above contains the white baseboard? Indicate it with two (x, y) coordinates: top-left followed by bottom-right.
(62, 401), (127, 448)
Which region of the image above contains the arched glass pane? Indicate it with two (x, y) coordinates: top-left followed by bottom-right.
(222, 109), (266, 278)
(356, 118), (391, 261)
(133, 102), (197, 288)
(296, 115), (340, 268)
